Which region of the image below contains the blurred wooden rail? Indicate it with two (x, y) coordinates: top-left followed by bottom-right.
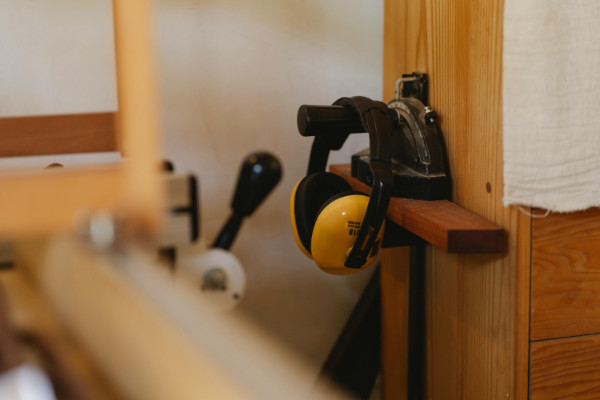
(0, 113), (117, 157)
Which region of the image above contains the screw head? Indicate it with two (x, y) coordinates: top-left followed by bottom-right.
(202, 268), (228, 291)
(424, 106), (437, 125)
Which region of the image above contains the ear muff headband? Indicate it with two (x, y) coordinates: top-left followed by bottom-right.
(332, 96), (394, 269)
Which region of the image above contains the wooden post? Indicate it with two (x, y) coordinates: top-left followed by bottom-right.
(382, 1), (530, 398)
(112, 0), (163, 233)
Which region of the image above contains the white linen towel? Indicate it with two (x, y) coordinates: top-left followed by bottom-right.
(503, 0), (600, 212)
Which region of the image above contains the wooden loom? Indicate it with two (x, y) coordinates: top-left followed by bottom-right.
(0, 2), (341, 399)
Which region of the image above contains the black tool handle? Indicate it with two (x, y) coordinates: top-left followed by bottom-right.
(213, 151), (282, 250)
(212, 213), (244, 251)
(297, 105), (365, 137)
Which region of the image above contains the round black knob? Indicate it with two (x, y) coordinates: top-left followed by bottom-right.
(213, 151), (282, 250)
(231, 152), (282, 217)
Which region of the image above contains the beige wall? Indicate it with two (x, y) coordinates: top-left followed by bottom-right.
(1, 0), (383, 376)
(154, 0), (383, 371)
(0, 0), (117, 116)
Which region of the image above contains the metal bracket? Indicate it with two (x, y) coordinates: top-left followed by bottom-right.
(395, 72), (429, 105)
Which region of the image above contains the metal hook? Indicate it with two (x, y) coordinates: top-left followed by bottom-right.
(395, 76), (419, 102)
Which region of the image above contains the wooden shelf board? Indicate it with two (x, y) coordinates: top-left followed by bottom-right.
(330, 164), (505, 253)
(0, 112), (117, 157)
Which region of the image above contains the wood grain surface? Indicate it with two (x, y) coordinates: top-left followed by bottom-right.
(530, 334), (600, 399)
(515, 210), (532, 398)
(329, 164), (505, 253)
(531, 208), (600, 341)
(0, 166), (124, 238)
(0, 113), (116, 157)
(112, 0), (163, 232)
(383, 0), (530, 398)
(380, 247), (411, 399)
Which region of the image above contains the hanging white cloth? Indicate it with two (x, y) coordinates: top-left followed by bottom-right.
(503, 0), (600, 212)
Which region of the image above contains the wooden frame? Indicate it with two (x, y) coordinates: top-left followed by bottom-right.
(381, 1), (529, 398)
(2, 236), (341, 400)
(0, 0), (162, 238)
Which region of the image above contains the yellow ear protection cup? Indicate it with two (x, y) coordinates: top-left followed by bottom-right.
(292, 96), (394, 272)
(310, 191), (385, 274)
(290, 172), (385, 274)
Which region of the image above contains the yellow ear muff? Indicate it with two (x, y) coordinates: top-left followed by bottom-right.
(311, 194), (385, 275)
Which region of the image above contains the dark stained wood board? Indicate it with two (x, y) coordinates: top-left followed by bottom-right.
(329, 164), (505, 253)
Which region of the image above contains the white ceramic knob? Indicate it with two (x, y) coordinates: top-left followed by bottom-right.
(176, 249), (246, 312)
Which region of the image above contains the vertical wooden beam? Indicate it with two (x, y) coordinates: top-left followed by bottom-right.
(383, 0), (428, 98)
(383, 0), (530, 398)
(515, 211), (531, 399)
(380, 248), (410, 399)
(112, 0), (163, 232)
